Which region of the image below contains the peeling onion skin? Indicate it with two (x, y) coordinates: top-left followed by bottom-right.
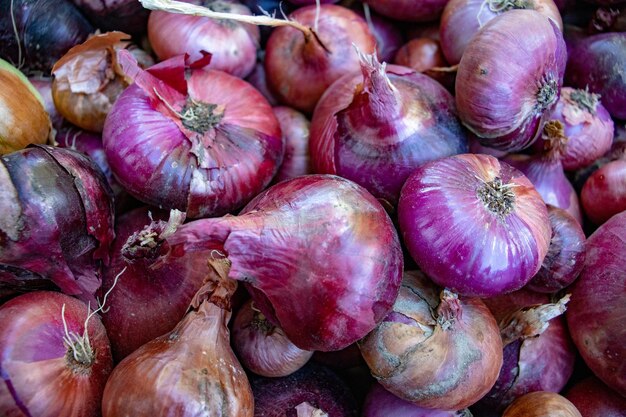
(364, 0), (449, 22)
(0, 291), (113, 417)
(566, 210), (626, 397)
(359, 271), (503, 411)
(527, 205), (586, 293)
(581, 160), (626, 225)
(565, 376), (626, 417)
(502, 392), (582, 417)
(456, 11), (567, 152)
(398, 153), (550, 297)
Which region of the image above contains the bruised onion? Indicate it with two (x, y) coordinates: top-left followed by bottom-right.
(567, 210), (626, 396)
(364, 0), (449, 22)
(0, 145), (114, 304)
(0, 291), (113, 417)
(273, 106), (311, 183)
(398, 153), (550, 297)
(359, 270), (503, 410)
(456, 10), (567, 151)
(566, 376), (626, 417)
(502, 392), (582, 417)
(127, 175), (403, 351)
(103, 50), (283, 218)
(581, 159), (626, 225)
(232, 299), (313, 377)
(102, 258), (254, 416)
(310, 52), (467, 205)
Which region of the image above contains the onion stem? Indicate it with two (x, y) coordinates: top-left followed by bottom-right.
(10, 0), (24, 69)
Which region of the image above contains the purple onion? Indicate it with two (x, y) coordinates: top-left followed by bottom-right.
(272, 106), (311, 183)
(581, 159), (626, 225)
(398, 153), (551, 297)
(364, 0), (449, 22)
(456, 10), (567, 152)
(246, 60), (279, 106)
(356, 7), (404, 62)
(566, 376), (626, 417)
(71, 0), (149, 35)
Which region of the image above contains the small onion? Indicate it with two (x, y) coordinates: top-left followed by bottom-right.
(364, 0), (449, 22)
(581, 160), (626, 225)
(502, 392), (582, 417)
(272, 106), (311, 183)
(565, 376), (626, 417)
(398, 153), (551, 297)
(456, 10), (567, 152)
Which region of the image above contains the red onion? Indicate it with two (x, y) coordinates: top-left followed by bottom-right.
(398, 153), (551, 297)
(71, 0), (149, 35)
(359, 271), (503, 410)
(232, 299), (313, 377)
(272, 106), (311, 183)
(0, 291), (113, 417)
(456, 10), (567, 152)
(0, 145), (114, 304)
(246, 59), (279, 106)
(589, 6), (626, 33)
(148, 0), (260, 78)
(356, 6), (403, 62)
(130, 175), (403, 351)
(364, 0), (449, 22)
(310, 53), (468, 205)
(363, 383), (473, 417)
(567, 210), (626, 396)
(440, 0), (562, 65)
(581, 160), (626, 225)
(566, 376), (626, 417)
(570, 141), (626, 193)
(0, 265), (60, 302)
(102, 258), (254, 416)
(565, 32), (626, 120)
(250, 362), (358, 417)
(29, 76), (64, 130)
(527, 205), (586, 293)
(503, 392), (582, 417)
(393, 38), (447, 73)
(103, 50), (283, 219)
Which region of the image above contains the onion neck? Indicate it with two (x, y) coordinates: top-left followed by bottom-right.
(250, 304), (275, 334)
(569, 87), (600, 114)
(122, 210), (186, 262)
(535, 74), (558, 113)
(436, 289), (462, 330)
(486, 0), (534, 13)
(353, 51), (401, 123)
(541, 120), (568, 161)
(477, 177), (516, 218)
(180, 98), (224, 134)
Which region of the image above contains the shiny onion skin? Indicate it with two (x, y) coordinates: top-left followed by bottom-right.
(148, 0), (260, 78)
(232, 299), (313, 377)
(139, 175), (403, 351)
(359, 271), (502, 410)
(310, 54), (468, 205)
(265, 5), (376, 113)
(581, 160), (626, 225)
(398, 154), (550, 297)
(272, 106), (311, 183)
(440, 0), (562, 65)
(393, 38), (447, 73)
(566, 376), (626, 417)
(364, 0), (449, 22)
(456, 11), (567, 152)
(0, 60), (51, 154)
(502, 392), (582, 417)
(103, 51), (283, 218)
(566, 211), (626, 396)
(0, 291), (113, 417)
(102, 258), (254, 417)
(565, 32), (626, 120)
(246, 60), (279, 106)
(0, 145), (115, 304)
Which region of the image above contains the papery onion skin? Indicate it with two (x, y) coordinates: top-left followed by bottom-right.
(232, 299), (313, 377)
(364, 0), (449, 22)
(581, 160), (626, 225)
(502, 392), (582, 417)
(565, 376), (626, 417)
(565, 32), (626, 120)
(310, 57), (468, 205)
(0, 59), (51, 154)
(528, 205), (585, 293)
(566, 210), (626, 396)
(153, 175), (403, 351)
(455, 10), (567, 152)
(440, 0), (562, 65)
(148, 0), (259, 78)
(359, 271), (503, 410)
(398, 153), (550, 297)
(272, 106), (311, 183)
(0, 291), (113, 417)
(264, 4), (376, 113)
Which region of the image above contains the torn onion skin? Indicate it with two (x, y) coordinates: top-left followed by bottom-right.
(502, 392), (582, 417)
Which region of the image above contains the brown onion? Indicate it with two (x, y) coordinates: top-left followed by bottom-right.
(502, 392), (582, 417)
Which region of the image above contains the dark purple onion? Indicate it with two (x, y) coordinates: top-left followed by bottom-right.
(589, 6), (626, 33)
(364, 0), (449, 22)
(71, 0), (149, 35)
(566, 376), (626, 417)
(272, 106), (311, 183)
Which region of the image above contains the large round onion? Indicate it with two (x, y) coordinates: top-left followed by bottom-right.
(565, 376), (626, 417)
(566, 210), (626, 397)
(581, 160), (626, 225)
(398, 153), (551, 297)
(503, 392), (582, 417)
(456, 10), (567, 151)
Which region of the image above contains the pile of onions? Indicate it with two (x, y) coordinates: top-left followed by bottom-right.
(0, 145), (114, 304)
(566, 376), (626, 417)
(398, 153), (551, 297)
(359, 270), (503, 410)
(502, 392), (582, 417)
(566, 210), (626, 397)
(103, 50), (283, 218)
(0, 59), (51, 154)
(310, 52), (467, 205)
(456, 10), (567, 152)
(0, 291), (113, 417)
(128, 175), (403, 351)
(272, 106), (312, 183)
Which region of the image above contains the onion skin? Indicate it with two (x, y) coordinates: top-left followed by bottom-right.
(528, 205), (586, 293)
(0, 291), (113, 417)
(440, 0), (562, 65)
(502, 392), (582, 417)
(272, 106), (311, 183)
(246, 60), (279, 106)
(393, 38), (447, 73)
(566, 210), (626, 397)
(565, 376), (626, 417)
(398, 154), (551, 297)
(0, 59), (51, 154)
(456, 10), (567, 152)
(581, 160), (626, 225)
(565, 32), (626, 120)
(264, 4), (376, 113)
(364, 0), (449, 22)
(148, 0), (260, 78)
(359, 271), (503, 410)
